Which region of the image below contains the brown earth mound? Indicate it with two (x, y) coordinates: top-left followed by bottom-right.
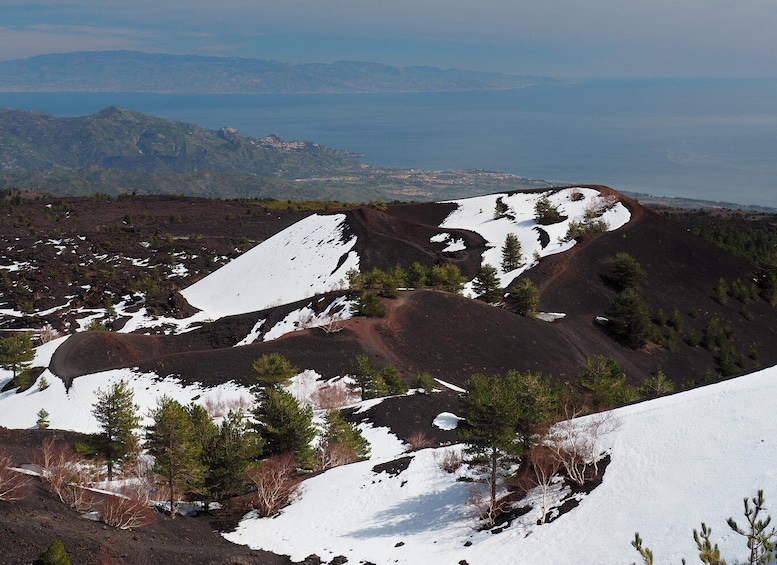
(48, 186), (777, 396)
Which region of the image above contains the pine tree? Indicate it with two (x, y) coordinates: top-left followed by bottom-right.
(607, 288), (654, 348)
(186, 403), (217, 499)
(350, 355), (388, 400)
(318, 409), (371, 468)
(36, 408), (50, 429)
(406, 261), (428, 289)
(640, 369), (676, 398)
(252, 353), (299, 387)
(511, 278), (540, 317)
(501, 233), (522, 272)
(202, 410), (262, 505)
(727, 489), (777, 564)
(472, 264), (503, 303)
(0, 332), (34, 383)
(252, 387), (315, 469)
(608, 252), (645, 290)
(145, 396), (204, 519)
(458, 371), (557, 524)
(379, 364), (408, 395)
(534, 195), (563, 225)
(577, 355), (639, 408)
(91, 379), (140, 481)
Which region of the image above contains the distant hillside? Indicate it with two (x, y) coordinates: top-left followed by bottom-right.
(0, 51), (557, 94)
(0, 106), (552, 200)
(0, 105), (357, 176)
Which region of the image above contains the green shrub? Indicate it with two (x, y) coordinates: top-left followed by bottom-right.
(701, 319), (725, 350)
(413, 372), (436, 394)
(713, 277), (730, 305)
(534, 196), (563, 225)
(511, 278), (539, 318)
(472, 264), (503, 303)
(652, 307), (668, 326)
(606, 288), (654, 349)
(669, 307), (684, 331)
(564, 218), (608, 241)
(36, 408), (50, 429)
(608, 252), (645, 290)
(380, 365), (408, 395)
(354, 292), (386, 317)
(577, 355), (639, 408)
(39, 539), (71, 565)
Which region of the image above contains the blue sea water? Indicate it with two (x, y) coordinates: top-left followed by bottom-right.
(1, 79), (777, 207)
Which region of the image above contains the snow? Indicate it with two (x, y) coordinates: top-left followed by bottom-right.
(432, 412), (462, 431)
(234, 319), (266, 346)
(262, 296), (354, 342)
(0, 365), (253, 432)
(225, 366), (777, 565)
(181, 214), (359, 319)
(440, 187), (630, 292)
(536, 312), (566, 322)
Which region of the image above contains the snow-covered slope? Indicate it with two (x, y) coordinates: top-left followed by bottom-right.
(181, 213), (359, 319)
(225, 366), (777, 565)
(439, 187), (630, 291)
(0, 187), (772, 564)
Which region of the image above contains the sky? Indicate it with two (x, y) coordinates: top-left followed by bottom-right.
(1, 0), (776, 78)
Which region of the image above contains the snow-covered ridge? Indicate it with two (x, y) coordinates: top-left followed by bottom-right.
(441, 187), (630, 291)
(181, 213), (359, 319)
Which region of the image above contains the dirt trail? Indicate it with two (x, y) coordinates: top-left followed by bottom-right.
(341, 292), (411, 368)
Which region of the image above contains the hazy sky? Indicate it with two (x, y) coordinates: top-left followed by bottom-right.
(1, 1), (775, 77)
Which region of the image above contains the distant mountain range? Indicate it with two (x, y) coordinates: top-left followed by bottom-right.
(0, 51), (557, 94)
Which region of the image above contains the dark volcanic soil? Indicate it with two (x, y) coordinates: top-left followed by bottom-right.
(0, 429), (297, 565)
(2, 187), (777, 564)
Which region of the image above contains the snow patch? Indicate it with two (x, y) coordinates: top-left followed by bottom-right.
(433, 412), (462, 431)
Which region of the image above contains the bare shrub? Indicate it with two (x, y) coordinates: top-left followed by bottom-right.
(546, 410), (619, 486)
(313, 382), (357, 410)
(320, 316), (345, 334)
(467, 481), (510, 529)
(99, 487), (155, 530)
(0, 449), (32, 502)
(38, 324), (61, 344)
(405, 431), (434, 451)
(316, 442), (358, 471)
(569, 188), (584, 201)
(291, 370), (319, 408)
(435, 448), (463, 474)
(202, 394), (252, 419)
(246, 453), (300, 517)
(529, 447), (563, 524)
(37, 438), (97, 511)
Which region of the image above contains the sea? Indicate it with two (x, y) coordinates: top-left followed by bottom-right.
(2, 78), (777, 208)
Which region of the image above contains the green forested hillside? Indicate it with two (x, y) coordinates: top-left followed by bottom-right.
(0, 106), (551, 200)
